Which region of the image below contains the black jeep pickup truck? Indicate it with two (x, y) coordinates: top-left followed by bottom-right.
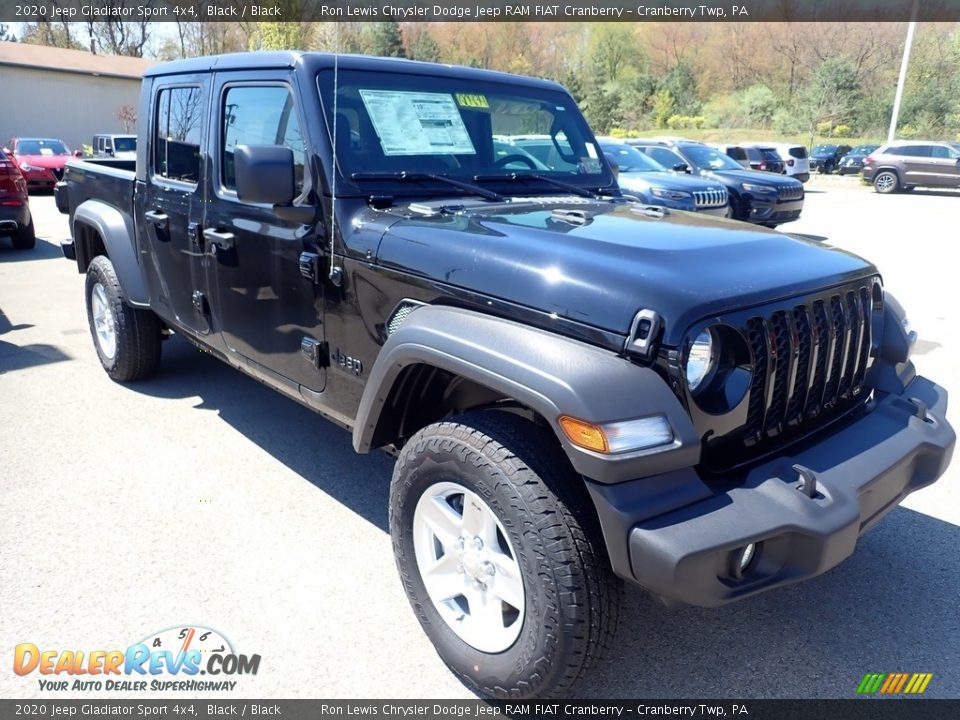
(56, 52), (954, 699)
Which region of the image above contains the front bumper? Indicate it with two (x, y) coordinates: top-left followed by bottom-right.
(838, 162), (863, 175)
(586, 374), (953, 607)
(20, 168), (60, 188)
(743, 195), (803, 224)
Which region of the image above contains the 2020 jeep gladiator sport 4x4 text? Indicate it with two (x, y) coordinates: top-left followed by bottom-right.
(57, 53), (954, 699)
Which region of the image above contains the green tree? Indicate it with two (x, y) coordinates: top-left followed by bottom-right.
(651, 89), (676, 129)
(661, 62), (700, 116)
(796, 58), (861, 144)
(365, 21), (406, 58)
(405, 26), (440, 63)
(739, 84), (777, 128)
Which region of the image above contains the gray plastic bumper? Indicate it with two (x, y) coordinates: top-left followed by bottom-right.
(587, 375), (954, 607)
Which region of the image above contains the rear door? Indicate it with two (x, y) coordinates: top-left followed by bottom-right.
(138, 77), (211, 335)
(202, 73), (326, 392)
(927, 145), (960, 187)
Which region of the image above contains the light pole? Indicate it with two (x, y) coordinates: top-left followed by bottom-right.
(888, 0), (920, 143)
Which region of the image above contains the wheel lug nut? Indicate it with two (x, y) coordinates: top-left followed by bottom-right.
(473, 537), (483, 550)
(482, 561), (495, 577)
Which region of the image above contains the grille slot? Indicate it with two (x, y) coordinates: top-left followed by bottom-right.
(736, 281), (876, 453)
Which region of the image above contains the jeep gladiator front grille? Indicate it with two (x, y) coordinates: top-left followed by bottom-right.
(742, 282), (874, 446)
(694, 278), (882, 473)
(693, 188), (727, 208)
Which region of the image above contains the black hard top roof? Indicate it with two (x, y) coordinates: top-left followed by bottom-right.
(144, 51), (565, 93)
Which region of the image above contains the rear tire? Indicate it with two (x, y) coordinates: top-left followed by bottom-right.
(390, 411), (621, 699)
(11, 216), (35, 250)
(85, 255), (162, 382)
(873, 171), (900, 194)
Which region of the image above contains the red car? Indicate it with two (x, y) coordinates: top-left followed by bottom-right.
(4, 137), (79, 191)
(0, 150), (34, 249)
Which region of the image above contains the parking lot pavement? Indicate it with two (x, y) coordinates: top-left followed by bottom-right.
(1, 189), (957, 700)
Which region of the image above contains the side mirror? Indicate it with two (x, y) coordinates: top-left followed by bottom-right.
(235, 145), (295, 205)
(2, 148), (10, 155)
(234, 144), (315, 223)
(73, 150), (83, 158)
(673, 162), (689, 173)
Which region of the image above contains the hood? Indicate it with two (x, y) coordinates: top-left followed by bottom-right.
(373, 198), (874, 346)
(617, 171), (725, 195)
(15, 154), (70, 169)
(706, 168), (799, 187)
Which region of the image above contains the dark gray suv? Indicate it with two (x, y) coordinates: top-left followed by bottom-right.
(862, 141), (960, 193)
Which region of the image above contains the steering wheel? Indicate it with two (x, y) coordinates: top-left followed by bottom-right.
(495, 154), (538, 170)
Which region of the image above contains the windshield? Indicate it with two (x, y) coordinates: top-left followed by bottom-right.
(113, 137), (136, 152)
(600, 143), (669, 173)
(318, 69), (611, 196)
(680, 145), (744, 171)
(16, 139), (69, 156)
(850, 145), (878, 154)
(813, 144), (837, 154)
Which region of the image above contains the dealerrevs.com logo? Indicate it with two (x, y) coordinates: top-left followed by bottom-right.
(14, 626), (260, 692)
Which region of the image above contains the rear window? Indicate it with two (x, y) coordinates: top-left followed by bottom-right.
(788, 147), (807, 159)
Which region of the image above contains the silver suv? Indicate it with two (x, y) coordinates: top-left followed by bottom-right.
(862, 140), (960, 194)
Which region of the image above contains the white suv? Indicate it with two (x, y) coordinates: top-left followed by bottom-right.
(768, 143), (811, 183)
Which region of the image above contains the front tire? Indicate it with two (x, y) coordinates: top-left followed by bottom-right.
(390, 411), (621, 699)
(873, 171), (900, 194)
(11, 216), (35, 250)
(85, 255), (162, 382)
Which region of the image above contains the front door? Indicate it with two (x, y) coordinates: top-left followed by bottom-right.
(138, 79), (210, 335)
(202, 75), (326, 392)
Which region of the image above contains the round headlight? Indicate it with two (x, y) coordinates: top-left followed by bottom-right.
(685, 328), (716, 392)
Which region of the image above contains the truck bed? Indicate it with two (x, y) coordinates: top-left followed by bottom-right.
(55, 157), (135, 221)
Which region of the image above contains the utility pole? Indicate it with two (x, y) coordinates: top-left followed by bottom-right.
(888, 0), (919, 143)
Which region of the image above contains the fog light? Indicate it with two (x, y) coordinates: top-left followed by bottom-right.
(731, 542), (759, 579)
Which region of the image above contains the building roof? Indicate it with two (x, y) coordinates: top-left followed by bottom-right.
(0, 41), (155, 80)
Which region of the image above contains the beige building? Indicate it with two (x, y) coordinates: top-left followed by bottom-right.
(0, 41), (155, 152)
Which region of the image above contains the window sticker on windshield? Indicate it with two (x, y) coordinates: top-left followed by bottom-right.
(455, 93), (489, 109)
(40, 148), (54, 156)
(359, 89), (476, 156)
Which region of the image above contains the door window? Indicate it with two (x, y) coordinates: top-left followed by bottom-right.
(154, 87), (203, 184)
(221, 85), (305, 195)
(930, 145), (959, 159)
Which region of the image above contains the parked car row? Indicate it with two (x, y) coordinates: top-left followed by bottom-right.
(2, 135), (138, 195)
(627, 138), (805, 226)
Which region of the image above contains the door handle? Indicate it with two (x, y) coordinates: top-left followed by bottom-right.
(203, 228), (235, 252)
(144, 210), (168, 225)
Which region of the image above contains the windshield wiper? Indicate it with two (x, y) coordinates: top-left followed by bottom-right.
(351, 171), (504, 202)
(473, 172), (603, 199)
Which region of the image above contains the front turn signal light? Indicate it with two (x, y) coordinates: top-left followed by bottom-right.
(559, 415), (674, 455)
(559, 416), (608, 453)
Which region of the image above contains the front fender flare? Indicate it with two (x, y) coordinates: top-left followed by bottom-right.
(73, 199), (149, 306)
(354, 305), (699, 484)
